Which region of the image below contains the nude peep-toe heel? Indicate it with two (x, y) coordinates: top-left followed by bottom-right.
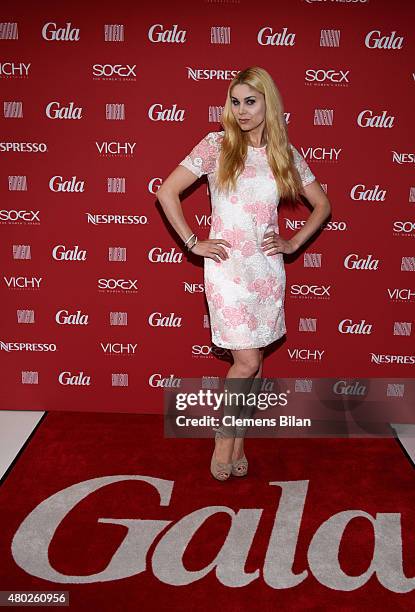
(210, 430), (232, 481)
(231, 455), (249, 477)
(210, 451), (232, 481)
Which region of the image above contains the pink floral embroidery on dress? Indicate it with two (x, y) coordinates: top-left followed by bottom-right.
(241, 241), (256, 257)
(212, 293), (224, 309)
(212, 215), (223, 232)
(243, 201), (275, 225)
(241, 165), (256, 178)
(222, 304), (250, 328)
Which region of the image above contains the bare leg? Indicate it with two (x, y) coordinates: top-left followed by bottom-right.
(232, 348), (264, 462)
(214, 348), (262, 464)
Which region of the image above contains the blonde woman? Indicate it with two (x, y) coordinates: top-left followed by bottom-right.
(157, 66), (331, 481)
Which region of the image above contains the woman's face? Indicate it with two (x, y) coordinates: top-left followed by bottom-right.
(230, 83), (266, 133)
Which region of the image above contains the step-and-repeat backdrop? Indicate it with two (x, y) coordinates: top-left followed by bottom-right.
(1, 0), (414, 413)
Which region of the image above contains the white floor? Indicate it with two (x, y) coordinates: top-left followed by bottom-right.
(0, 410), (45, 480)
(0, 411), (414, 481)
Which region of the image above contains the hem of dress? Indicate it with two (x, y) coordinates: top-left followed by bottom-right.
(212, 330), (287, 351)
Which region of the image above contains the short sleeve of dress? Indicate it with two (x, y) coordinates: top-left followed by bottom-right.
(290, 143), (316, 187)
(179, 131), (220, 178)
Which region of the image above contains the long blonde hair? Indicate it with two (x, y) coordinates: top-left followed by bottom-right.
(215, 66), (303, 201)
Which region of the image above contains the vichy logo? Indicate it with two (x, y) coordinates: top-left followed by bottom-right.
(148, 24), (186, 43)
(148, 104), (185, 121)
(92, 64), (136, 78)
(287, 349), (324, 361)
(55, 310), (89, 325)
(387, 289), (415, 301)
(42, 22), (80, 41)
(364, 30), (404, 49)
(338, 319), (373, 335)
(100, 343), (137, 355)
(344, 254), (379, 270)
(52, 245), (87, 261)
(297, 147), (341, 161)
(96, 142), (136, 156)
(12, 476), (412, 592)
(148, 247), (183, 263)
(195, 214), (212, 227)
(357, 110), (395, 128)
(0, 210), (40, 222)
(257, 27), (295, 46)
(148, 313), (182, 327)
(350, 185), (386, 201)
(3, 276), (42, 289)
(49, 176), (85, 192)
(290, 285), (331, 297)
(0, 63), (31, 77)
(98, 279), (138, 291)
(58, 371), (91, 385)
(149, 374), (182, 387)
(46, 102), (82, 119)
(305, 69), (349, 84)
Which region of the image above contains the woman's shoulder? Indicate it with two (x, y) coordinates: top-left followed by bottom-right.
(205, 130), (225, 146)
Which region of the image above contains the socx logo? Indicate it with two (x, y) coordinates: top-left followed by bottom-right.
(98, 279), (138, 292)
(290, 285), (331, 298)
(0, 210), (40, 223)
(393, 221), (415, 235)
(192, 345), (229, 357)
(92, 64), (137, 78)
(305, 69), (350, 84)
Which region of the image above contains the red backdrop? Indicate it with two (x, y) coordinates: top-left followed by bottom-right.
(1, 0), (414, 413)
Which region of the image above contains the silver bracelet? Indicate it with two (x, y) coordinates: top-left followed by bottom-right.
(187, 235), (198, 251)
(184, 233), (196, 247)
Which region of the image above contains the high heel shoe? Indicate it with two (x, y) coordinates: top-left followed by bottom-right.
(211, 430), (232, 481)
(231, 455), (249, 477)
(210, 450), (232, 481)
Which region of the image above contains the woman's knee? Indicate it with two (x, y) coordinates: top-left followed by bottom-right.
(232, 349), (261, 376)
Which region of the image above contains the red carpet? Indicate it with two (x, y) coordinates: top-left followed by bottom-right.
(1, 411), (415, 610)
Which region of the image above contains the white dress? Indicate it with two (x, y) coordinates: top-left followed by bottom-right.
(179, 130), (316, 350)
